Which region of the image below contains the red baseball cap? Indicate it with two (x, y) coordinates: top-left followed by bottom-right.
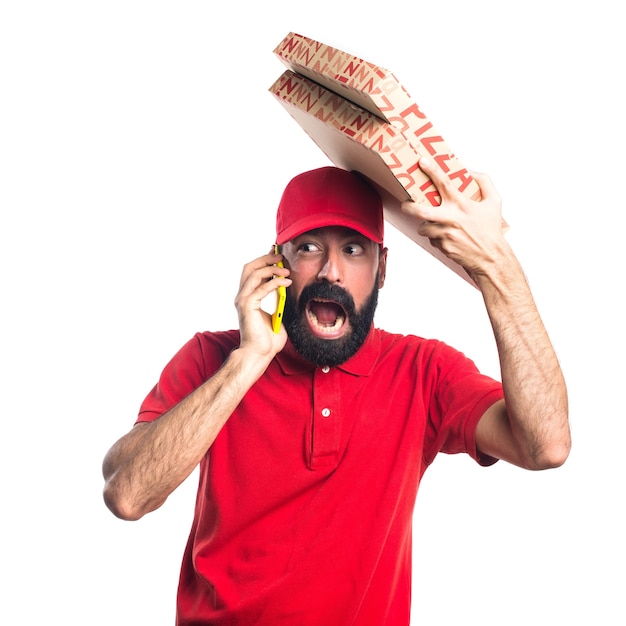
(275, 166), (384, 245)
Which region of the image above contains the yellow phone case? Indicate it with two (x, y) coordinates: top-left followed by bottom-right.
(272, 244), (286, 333)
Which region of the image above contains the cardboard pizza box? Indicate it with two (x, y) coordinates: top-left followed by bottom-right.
(273, 32), (481, 204)
(269, 69), (475, 285)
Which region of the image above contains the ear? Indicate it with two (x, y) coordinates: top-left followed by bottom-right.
(377, 247), (388, 289)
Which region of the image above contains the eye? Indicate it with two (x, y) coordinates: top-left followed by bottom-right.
(344, 243), (365, 256)
(298, 242), (321, 253)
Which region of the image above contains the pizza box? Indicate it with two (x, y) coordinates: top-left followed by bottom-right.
(273, 32), (481, 203)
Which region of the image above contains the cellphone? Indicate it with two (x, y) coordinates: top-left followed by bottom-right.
(272, 244), (286, 334)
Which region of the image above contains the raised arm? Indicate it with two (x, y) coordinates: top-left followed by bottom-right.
(401, 159), (570, 470)
(102, 250), (291, 520)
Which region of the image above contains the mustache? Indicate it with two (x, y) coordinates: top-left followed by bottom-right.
(297, 282), (356, 316)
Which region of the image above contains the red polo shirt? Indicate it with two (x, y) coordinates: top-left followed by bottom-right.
(137, 327), (503, 625)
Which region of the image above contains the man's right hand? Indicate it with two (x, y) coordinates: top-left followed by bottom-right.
(234, 249), (292, 361)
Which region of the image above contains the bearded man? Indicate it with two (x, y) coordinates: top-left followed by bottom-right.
(102, 162), (570, 626)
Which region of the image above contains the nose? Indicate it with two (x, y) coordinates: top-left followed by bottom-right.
(317, 249), (342, 283)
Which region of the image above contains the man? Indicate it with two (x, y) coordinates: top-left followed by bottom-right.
(102, 158), (570, 625)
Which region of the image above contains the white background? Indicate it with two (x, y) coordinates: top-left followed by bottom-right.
(1, 1), (624, 624)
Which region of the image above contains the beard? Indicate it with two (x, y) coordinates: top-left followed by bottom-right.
(283, 278), (379, 368)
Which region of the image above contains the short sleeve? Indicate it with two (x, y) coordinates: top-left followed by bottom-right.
(136, 330), (239, 424)
(422, 342), (504, 467)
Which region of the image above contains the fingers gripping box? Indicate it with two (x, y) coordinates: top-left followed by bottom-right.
(269, 32), (483, 284)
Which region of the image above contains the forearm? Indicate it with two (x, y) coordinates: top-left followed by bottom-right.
(103, 347), (270, 520)
(473, 245), (570, 469)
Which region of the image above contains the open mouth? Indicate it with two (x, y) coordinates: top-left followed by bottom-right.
(306, 299), (347, 335)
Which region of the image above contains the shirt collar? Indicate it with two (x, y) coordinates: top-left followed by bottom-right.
(275, 326), (381, 377)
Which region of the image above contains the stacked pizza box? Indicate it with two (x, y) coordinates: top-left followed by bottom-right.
(269, 32), (485, 285)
